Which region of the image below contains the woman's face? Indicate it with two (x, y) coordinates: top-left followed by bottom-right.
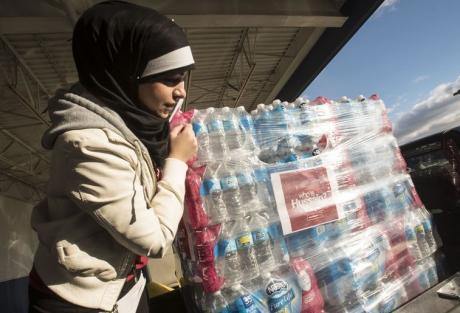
(138, 72), (187, 119)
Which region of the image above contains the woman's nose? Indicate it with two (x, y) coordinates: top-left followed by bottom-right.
(174, 81), (186, 99)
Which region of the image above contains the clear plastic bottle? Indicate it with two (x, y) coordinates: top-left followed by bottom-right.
(411, 210), (431, 258)
(261, 271), (295, 313)
(236, 164), (258, 204)
(227, 284), (258, 313)
(191, 110), (210, 163)
(202, 165), (228, 224)
(250, 213), (276, 270)
(235, 219), (259, 279)
(219, 162), (244, 218)
(206, 290), (230, 313)
(237, 106), (257, 150)
(217, 221), (241, 286)
(205, 107), (227, 160)
(221, 106), (243, 150)
(253, 164), (276, 215)
(418, 207), (437, 252)
(404, 211), (424, 261)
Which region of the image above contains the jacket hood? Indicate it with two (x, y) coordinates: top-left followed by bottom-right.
(42, 84), (136, 150)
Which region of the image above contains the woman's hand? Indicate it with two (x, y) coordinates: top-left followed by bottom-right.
(169, 124), (197, 162)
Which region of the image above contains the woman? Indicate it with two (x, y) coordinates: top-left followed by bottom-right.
(28, 1), (197, 312)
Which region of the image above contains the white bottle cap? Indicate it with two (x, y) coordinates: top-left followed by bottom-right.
(257, 103), (265, 110)
(222, 106), (230, 112)
(272, 99), (281, 105)
(266, 105), (274, 111)
(237, 106), (246, 112)
(206, 107), (215, 113)
(339, 96), (350, 102)
(250, 110), (257, 116)
(356, 95), (366, 102)
(294, 97), (304, 105)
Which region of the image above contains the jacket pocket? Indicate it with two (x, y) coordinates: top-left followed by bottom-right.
(56, 240), (117, 281)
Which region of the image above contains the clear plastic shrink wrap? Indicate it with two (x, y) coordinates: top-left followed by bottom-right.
(173, 95), (439, 313)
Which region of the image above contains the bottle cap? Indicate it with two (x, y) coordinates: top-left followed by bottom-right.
(206, 107), (215, 113)
(222, 106), (230, 112)
(272, 99), (281, 105)
(257, 103), (265, 110)
(237, 106), (246, 111)
(294, 97), (304, 105)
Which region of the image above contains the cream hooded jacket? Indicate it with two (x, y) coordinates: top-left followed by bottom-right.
(31, 84), (187, 311)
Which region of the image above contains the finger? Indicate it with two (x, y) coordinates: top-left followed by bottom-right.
(170, 124), (186, 137)
(183, 124), (195, 135)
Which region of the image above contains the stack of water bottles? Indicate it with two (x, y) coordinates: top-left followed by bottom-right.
(174, 95), (440, 313)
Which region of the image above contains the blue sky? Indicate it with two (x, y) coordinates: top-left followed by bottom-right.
(303, 0), (460, 144)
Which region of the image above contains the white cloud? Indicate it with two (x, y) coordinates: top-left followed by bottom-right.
(413, 75), (429, 84)
(393, 76), (460, 145)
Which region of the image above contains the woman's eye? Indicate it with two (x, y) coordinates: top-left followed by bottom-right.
(162, 74), (185, 86)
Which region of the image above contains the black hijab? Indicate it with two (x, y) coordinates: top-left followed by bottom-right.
(72, 1), (194, 168)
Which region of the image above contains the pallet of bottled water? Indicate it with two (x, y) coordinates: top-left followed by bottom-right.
(173, 95), (440, 313)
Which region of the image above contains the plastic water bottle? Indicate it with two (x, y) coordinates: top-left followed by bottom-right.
(205, 107), (227, 160)
(237, 106), (257, 150)
(221, 106), (243, 150)
(206, 290), (230, 313)
(262, 271), (295, 313)
(235, 219), (259, 279)
(219, 162), (244, 218)
(404, 212), (424, 261)
(202, 165), (228, 224)
(255, 104), (274, 149)
(217, 222), (241, 286)
(418, 207), (437, 252)
(236, 164), (258, 204)
(412, 210), (432, 258)
(192, 110), (211, 163)
(227, 284), (259, 313)
(423, 256), (438, 287)
(253, 164), (276, 215)
(250, 213), (276, 270)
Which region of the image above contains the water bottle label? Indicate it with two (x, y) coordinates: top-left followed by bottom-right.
(235, 295), (259, 313)
(192, 121), (206, 135)
(254, 168), (269, 182)
(252, 228), (269, 244)
(218, 239), (237, 257)
(207, 120), (223, 132)
(265, 279), (295, 313)
(405, 227), (416, 241)
(379, 297), (396, 313)
(199, 184), (207, 197)
(237, 173), (253, 186)
(268, 223), (282, 240)
(240, 117), (254, 130)
(236, 233), (254, 249)
(221, 176), (238, 190)
(422, 220), (432, 232)
(222, 119), (236, 131)
(203, 178), (221, 195)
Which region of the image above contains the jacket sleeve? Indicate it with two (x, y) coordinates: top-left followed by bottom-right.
(57, 129), (187, 258)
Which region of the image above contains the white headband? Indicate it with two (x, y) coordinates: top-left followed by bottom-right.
(141, 46), (194, 78)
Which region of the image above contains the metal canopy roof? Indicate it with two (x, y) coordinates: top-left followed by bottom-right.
(0, 0), (382, 203)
